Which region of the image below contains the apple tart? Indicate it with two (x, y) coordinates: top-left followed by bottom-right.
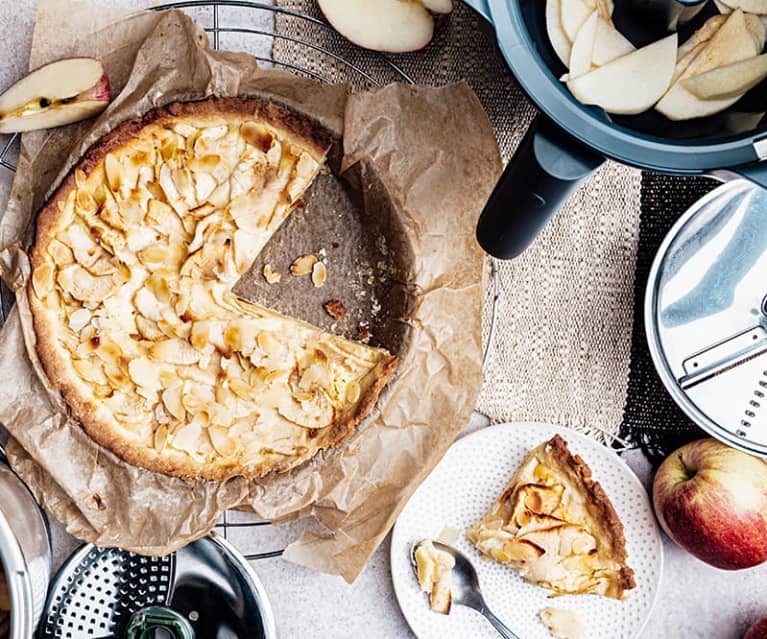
(28, 97), (398, 481)
(468, 435), (635, 600)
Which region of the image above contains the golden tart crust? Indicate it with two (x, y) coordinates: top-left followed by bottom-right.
(28, 97), (397, 482)
(468, 435), (635, 600)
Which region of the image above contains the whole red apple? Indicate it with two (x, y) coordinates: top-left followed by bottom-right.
(745, 617), (767, 639)
(653, 438), (767, 570)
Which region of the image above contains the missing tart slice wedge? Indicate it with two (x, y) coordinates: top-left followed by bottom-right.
(468, 434), (635, 600)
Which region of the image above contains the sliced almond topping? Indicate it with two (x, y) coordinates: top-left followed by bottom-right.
(290, 254), (318, 276)
(262, 264), (281, 284)
(311, 261), (327, 288)
(240, 122), (273, 152)
(162, 387), (186, 421)
(154, 424), (169, 453)
(208, 425), (237, 456)
(104, 153), (121, 192)
(149, 338), (201, 365)
(256, 331), (281, 355)
(68, 308), (92, 332)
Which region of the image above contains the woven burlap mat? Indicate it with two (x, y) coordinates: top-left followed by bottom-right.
(274, 2), (643, 444)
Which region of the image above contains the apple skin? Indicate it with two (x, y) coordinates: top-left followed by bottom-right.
(653, 439), (767, 570)
(745, 617), (767, 639)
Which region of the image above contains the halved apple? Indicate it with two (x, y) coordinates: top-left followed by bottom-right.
(592, 16), (635, 65)
(566, 34), (677, 114)
(569, 11), (599, 77)
(717, 0), (767, 13)
(0, 58), (110, 134)
(421, 0), (453, 12)
(547, 0), (573, 66)
(681, 52), (767, 97)
(561, 0), (596, 42)
(317, 0), (434, 53)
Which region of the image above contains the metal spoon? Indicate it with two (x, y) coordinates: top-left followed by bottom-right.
(410, 540), (520, 639)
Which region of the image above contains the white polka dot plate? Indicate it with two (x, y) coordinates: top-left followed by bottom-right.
(391, 422), (663, 639)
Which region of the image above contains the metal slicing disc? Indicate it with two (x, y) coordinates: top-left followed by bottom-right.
(646, 179), (767, 456)
(37, 536), (275, 639)
(37, 546), (173, 638)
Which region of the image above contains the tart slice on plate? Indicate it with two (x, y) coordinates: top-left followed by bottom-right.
(468, 434), (635, 599)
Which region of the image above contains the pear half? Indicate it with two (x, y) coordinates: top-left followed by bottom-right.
(317, 0), (434, 53)
(0, 58), (110, 134)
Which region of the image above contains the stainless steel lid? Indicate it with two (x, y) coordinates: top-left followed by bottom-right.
(646, 179), (767, 456)
(37, 535), (276, 639)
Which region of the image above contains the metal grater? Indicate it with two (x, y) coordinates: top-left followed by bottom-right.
(38, 547), (174, 638)
(646, 179), (767, 456)
(37, 536), (275, 639)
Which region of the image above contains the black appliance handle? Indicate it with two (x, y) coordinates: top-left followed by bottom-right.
(476, 114), (605, 259)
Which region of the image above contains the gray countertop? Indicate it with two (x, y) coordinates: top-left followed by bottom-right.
(2, 2), (767, 638)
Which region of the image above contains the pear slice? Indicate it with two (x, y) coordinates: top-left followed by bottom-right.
(677, 13), (727, 60)
(566, 34), (677, 114)
(0, 58), (110, 134)
(656, 10), (759, 119)
(745, 13), (767, 50)
(547, 0), (573, 66)
(681, 52), (767, 98)
(569, 11), (599, 77)
(317, 0), (434, 53)
(716, 0), (767, 13)
(714, 0), (733, 11)
(421, 0), (453, 13)
(592, 16), (635, 66)
(673, 41), (708, 83)
(561, 0), (595, 42)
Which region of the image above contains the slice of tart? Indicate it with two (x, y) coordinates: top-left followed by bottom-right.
(28, 97), (398, 482)
(468, 435), (635, 600)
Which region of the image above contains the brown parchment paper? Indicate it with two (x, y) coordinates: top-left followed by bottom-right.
(0, 0), (500, 581)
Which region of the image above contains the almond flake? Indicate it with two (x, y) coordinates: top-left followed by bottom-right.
(311, 261), (327, 288)
(290, 254), (318, 276)
(263, 264), (281, 284)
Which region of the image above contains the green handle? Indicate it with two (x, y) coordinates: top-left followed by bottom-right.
(125, 607), (195, 639)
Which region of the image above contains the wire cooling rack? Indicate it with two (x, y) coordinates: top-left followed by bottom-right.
(0, 0), (501, 562)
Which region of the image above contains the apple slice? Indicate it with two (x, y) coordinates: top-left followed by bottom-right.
(566, 34), (677, 114)
(592, 17), (635, 66)
(681, 52), (767, 98)
(547, 0), (573, 66)
(420, 0), (453, 13)
(569, 11), (599, 77)
(0, 58), (110, 134)
(317, 0), (434, 53)
(716, 0), (767, 13)
(560, 0), (595, 42)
